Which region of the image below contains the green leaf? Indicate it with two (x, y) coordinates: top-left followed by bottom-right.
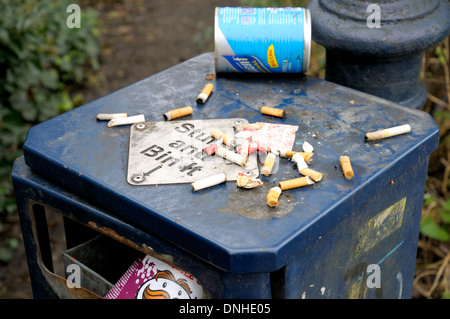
(440, 211), (450, 224)
(421, 216), (450, 241)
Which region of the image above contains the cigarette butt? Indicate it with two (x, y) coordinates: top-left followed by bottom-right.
(107, 114), (145, 127)
(340, 155), (354, 179)
(299, 168), (323, 182)
(210, 129), (234, 146)
(302, 141), (314, 153)
(292, 153), (308, 172)
(216, 147), (246, 166)
(191, 172), (227, 191)
(239, 139), (249, 158)
(279, 150), (314, 163)
(163, 106), (193, 121)
(278, 176), (315, 191)
(261, 106), (285, 118)
(236, 172), (263, 189)
(299, 152), (314, 164)
(267, 187), (282, 207)
(365, 124), (411, 141)
(234, 123), (264, 132)
(261, 152), (277, 176)
(196, 83), (214, 104)
(96, 113), (128, 121)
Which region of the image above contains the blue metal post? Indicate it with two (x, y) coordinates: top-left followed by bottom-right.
(307, 0), (450, 109)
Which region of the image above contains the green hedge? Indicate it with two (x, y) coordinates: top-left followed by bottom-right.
(0, 1), (100, 222)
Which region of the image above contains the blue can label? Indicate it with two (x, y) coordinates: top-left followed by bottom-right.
(215, 7), (310, 73)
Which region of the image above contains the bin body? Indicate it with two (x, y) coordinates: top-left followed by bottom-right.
(13, 53), (439, 299)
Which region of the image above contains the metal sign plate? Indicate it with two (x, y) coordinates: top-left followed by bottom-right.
(127, 118), (259, 185)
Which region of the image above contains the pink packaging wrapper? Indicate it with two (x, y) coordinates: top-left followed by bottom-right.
(251, 122), (298, 152)
(104, 255), (204, 299)
(236, 122), (298, 154)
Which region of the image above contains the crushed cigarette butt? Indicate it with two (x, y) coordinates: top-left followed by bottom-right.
(278, 176), (314, 191)
(107, 114), (145, 127)
(163, 106), (193, 121)
(96, 113), (128, 121)
(266, 187), (282, 207)
(261, 106), (285, 118)
(191, 172), (227, 191)
(339, 155), (354, 179)
(236, 172), (263, 189)
(365, 124), (411, 141)
(196, 83), (214, 104)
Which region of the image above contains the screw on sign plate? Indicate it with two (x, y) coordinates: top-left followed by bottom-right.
(126, 119), (259, 186)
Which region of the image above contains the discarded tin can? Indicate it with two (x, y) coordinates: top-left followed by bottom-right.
(215, 7), (311, 73)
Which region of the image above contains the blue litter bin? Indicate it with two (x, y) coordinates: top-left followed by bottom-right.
(12, 53), (439, 299)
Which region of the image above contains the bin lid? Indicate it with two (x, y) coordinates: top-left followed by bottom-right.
(23, 53), (439, 273)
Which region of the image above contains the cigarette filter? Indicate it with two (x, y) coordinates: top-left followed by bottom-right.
(266, 187), (282, 207)
(96, 113), (128, 121)
(163, 106), (193, 121)
(216, 147), (247, 166)
(107, 114), (145, 127)
(261, 152), (277, 176)
(299, 168), (323, 182)
(261, 106), (285, 118)
(279, 150), (314, 163)
(196, 83), (214, 104)
(210, 129), (234, 146)
(339, 155), (354, 179)
(365, 124), (411, 141)
(292, 153), (308, 172)
(278, 176), (314, 191)
(191, 172), (227, 191)
(239, 139), (249, 158)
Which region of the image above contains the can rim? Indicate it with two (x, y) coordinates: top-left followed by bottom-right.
(214, 7), (219, 74)
(302, 8), (312, 73)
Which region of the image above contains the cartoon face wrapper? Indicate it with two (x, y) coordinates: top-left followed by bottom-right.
(104, 254), (204, 299)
